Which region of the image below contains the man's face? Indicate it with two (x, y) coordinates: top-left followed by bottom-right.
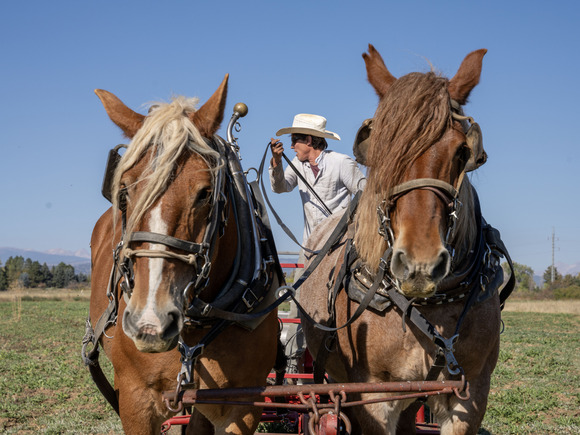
(291, 135), (312, 162)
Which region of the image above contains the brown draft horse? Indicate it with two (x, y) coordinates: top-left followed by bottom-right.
(87, 76), (279, 434)
(300, 45), (508, 434)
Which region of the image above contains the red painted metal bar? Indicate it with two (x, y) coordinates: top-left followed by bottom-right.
(267, 373), (314, 379)
(279, 318), (301, 324)
(279, 263), (304, 268)
(163, 379), (464, 409)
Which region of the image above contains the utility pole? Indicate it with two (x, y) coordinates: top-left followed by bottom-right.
(551, 227), (555, 283)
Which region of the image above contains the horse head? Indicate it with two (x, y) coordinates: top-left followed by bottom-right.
(355, 45), (486, 298)
(95, 76), (229, 352)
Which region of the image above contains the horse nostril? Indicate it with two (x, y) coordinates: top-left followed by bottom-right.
(391, 249), (409, 280)
(122, 309), (137, 335)
(430, 249), (451, 281)
(161, 310), (182, 341)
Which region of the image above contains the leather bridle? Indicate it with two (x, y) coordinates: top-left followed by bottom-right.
(374, 98), (482, 260)
(115, 137), (228, 307)
(376, 177), (463, 257)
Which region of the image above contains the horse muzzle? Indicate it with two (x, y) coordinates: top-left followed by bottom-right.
(122, 303), (183, 353)
(390, 247), (451, 298)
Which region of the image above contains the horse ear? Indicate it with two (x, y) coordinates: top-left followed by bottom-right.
(448, 49), (487, 105)
(362, 44), (397, 98)
(94, 89), (145, 139)
(190, 74), (229, 138)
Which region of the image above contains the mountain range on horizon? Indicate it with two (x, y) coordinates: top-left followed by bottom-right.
(0, 247), (91, 275)
(553, 262), (580, 276)
(45, 248), (90, 259)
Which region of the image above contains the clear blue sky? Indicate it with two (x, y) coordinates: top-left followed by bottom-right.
(1, 0), (578, 275)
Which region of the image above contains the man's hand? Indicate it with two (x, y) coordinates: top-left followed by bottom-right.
(270, 138), (284, 167)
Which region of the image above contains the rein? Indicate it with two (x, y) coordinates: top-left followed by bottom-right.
(258, 142), (320, 254)
(281, 150), (332, 216)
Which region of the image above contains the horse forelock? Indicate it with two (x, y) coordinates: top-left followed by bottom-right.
(354, 71), (460, 269)
(110, 96), (222, 243)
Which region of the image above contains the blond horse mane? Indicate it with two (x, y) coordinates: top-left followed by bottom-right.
(111, 96), (222, 244)
(354, 71), (476, 270)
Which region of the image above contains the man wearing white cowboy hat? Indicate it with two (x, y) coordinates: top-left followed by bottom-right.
(270, 113), (365, 244)
(270, 114), (365, 376)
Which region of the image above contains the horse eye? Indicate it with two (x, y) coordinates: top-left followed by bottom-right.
(194, 188), (212, 205)
(457, 145), (471, 165)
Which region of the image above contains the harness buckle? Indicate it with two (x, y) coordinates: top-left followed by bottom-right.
(119, 259), (134, 298)
(201, 303), (212, 317)
(193, 255), (212, 290)
(198, 261), (211, 281)
(242, 288), (259, 310)
(113, 240), (123, 262)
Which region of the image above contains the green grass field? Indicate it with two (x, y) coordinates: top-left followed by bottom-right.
(0, 296), (578, 434)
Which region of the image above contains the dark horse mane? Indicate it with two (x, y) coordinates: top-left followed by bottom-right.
(355, 71), (476, 271)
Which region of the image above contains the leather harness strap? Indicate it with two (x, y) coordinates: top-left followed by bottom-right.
(82, 262), (122, 414)
(187, 190), (363, 325)
(129, 231), (209, 255)
(389, 178), (458, 202)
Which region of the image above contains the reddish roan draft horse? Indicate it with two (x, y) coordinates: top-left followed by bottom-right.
(87, 76), (279, 434)
(301, 45), (509, 434)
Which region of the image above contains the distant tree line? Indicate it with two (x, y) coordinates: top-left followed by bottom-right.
(503, 262), (580, 300)
(0, 256), (90, 290)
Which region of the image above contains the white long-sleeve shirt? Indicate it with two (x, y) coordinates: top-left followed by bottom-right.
(269, 150), (366, 243)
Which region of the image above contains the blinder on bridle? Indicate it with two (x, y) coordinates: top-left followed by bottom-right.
(101, 144), (127, 203)
(353, 118), (373, 166)
(449, 99), (486, 172)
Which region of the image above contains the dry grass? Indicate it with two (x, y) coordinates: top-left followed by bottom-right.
(0, 288), (91, 301)
(503, 299), (580, 315)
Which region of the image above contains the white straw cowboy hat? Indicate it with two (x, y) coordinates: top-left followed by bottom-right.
(276, 114), (341, 140)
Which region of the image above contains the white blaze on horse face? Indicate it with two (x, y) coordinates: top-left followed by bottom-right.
(137, 202), (167, 332)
